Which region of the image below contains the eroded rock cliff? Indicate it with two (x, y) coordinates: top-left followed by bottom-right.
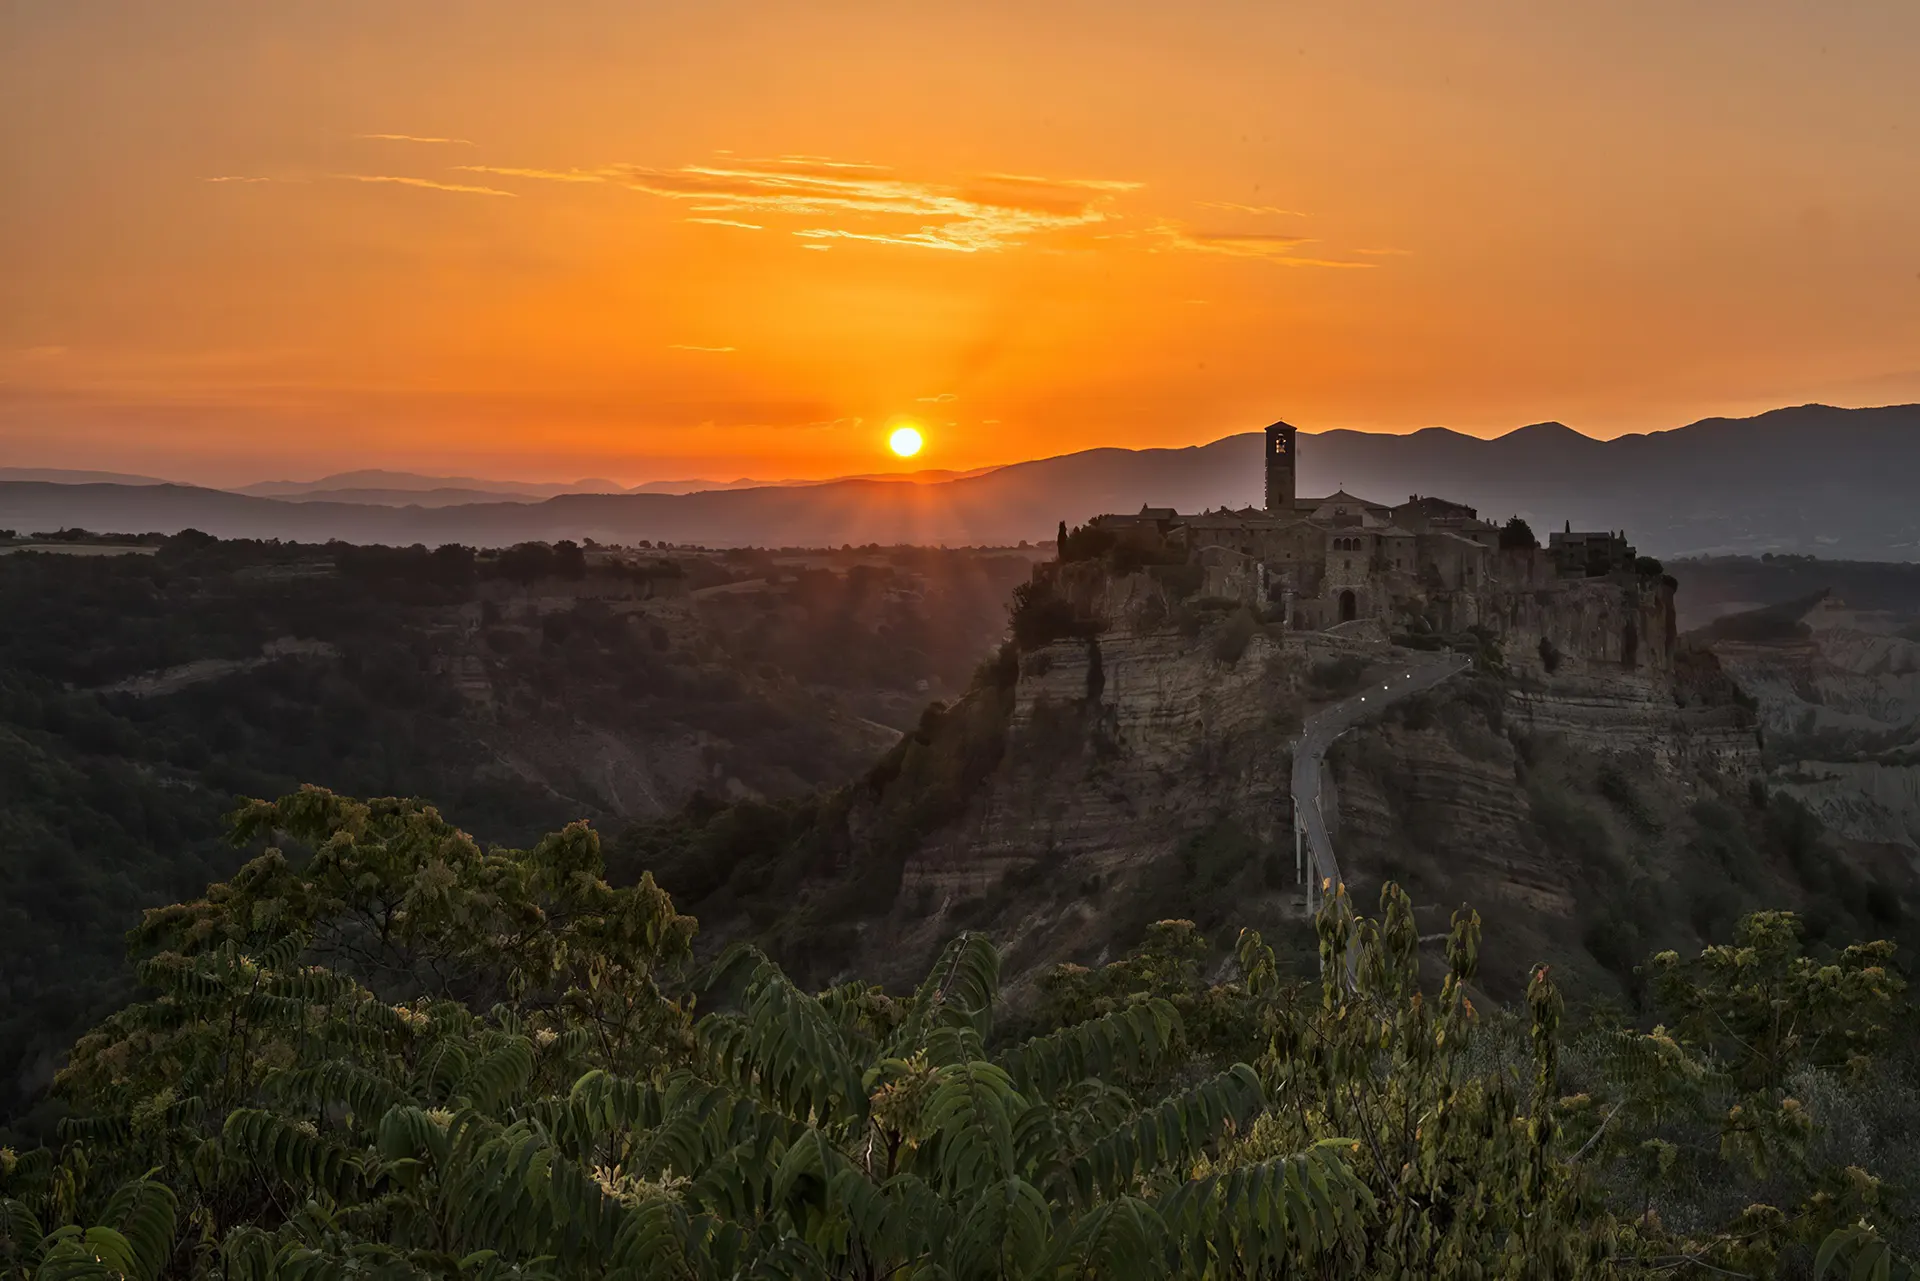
(656, 564), (1916, 1004)
(812, 568), (1844, 1000)
(1705, 594), (1920, 849)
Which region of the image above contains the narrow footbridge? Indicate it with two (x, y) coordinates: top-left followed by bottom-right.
(1290, 652), (1473, 928)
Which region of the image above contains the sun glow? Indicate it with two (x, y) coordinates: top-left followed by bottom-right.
(889, 425), (925, 458)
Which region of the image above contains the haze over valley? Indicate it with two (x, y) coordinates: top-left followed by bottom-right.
(8, 402), (1920, 560)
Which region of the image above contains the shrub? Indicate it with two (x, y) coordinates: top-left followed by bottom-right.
(1057, 523), (1116, 563)
(1009, 578), (1095, 650)
(1150, 561), (1205, 601)
(1500, 516), (1539, 550)
(1529, 780), (1613, 870)
(1307, 654), (1367, 697)
(1212, 609), (1259, 663)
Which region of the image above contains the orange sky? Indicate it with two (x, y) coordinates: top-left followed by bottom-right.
(3, 1), (1918, 486)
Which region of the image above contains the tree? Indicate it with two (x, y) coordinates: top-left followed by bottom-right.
(17, 789), (695, 1278)
(5, 792), (1370, 1279)
(1008, 578), (1095, 651)
(1561, 911), (1910, 1276)
(1500, 516), (1539, 550)
(1057, 525), (1116, 565)
(1235, 886), (1609, 1275)
(1649, 910), (1903, 1092)
(7, 792), (1918, 1278)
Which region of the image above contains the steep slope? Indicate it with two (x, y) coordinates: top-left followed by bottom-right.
(641, 562), (1910, 1007)
(1702, 593), (1920, 849)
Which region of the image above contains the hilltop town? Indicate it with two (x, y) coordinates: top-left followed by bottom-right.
(1061, 420), (1649, 636)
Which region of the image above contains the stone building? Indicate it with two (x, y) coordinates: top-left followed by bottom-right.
(1083, 419), (1638, 632)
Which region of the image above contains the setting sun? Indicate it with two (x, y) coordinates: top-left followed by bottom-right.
(889, 426), (925, 458)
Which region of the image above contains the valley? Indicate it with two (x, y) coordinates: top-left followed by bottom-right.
(8, 530), (1920, 1128)
(0, 534), (1037, 1113)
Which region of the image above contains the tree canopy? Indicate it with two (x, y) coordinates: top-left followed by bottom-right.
(3, 790), (1917, 1278)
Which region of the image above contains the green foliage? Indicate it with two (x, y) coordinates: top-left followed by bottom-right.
(1055, 524), (1116, 565)
(6, 795), (1381, 1279)
(1500, 516), (1540, 551)
(1539, 635), (1563, 672)
(1306, 655), (1367, 698)
(1647, 910), (1904, 1092)
(1007, 578), (1099, 651)
(623, 677), (1018, 982)
(10, 787), (1920, 1277)
(1235, 887), (1612, 1275)
(1211, 609), (1258, 664)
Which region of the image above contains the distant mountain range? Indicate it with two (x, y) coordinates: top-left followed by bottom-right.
(0, 467), (176, 487)
(3, 404), (1918, 558)
(227, 465), (1006, 504)
(234, 469), (633, 499)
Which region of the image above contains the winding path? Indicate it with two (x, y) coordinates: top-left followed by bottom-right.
(1290, 651), (1473, 944)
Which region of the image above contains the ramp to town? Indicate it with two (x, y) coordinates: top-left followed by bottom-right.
(1290, 652), (1473, 971)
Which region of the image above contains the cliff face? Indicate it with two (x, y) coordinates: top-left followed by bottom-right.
(903, 628), (1309, 900)
(846, 570), (1778, 999)
(1705, 596), (1920, 849)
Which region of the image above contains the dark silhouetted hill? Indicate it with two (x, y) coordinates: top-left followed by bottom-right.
(5, 403), (1918, 557)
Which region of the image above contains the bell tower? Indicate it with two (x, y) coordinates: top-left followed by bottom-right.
(1264, 420), (1297, 513)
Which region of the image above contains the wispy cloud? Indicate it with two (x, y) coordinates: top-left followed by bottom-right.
(1197, 201), (1305, 216)
(792, 227), (981, 253)
(331, 149), (1385, 271)
(456, 154), (1138, 252)
(666, 344), (737, 353)
(358, 133), (476, 146)
(459, 165), (605, 183)
(1147, 223), (1374, 267)
(332, 174), (515, 197)
(203, 175), (275, 183)
(916, 392), (958, 403)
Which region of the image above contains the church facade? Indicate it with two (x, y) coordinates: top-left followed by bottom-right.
(1083, 420), (1636, 632)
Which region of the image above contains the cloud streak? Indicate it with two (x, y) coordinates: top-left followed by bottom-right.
(456, 154), (1138, 252)
(332, 174), (516, 197)
(203, 175), (275, 183)
(1147, 223), (1374, 267)
(315, 149), (1389, 270)
(358, 133), (476, 146)
(1197, 201), (1306, 216)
